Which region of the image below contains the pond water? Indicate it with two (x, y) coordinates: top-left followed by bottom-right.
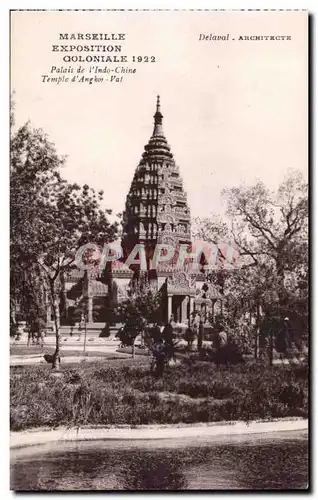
(11, 430), (308, 491)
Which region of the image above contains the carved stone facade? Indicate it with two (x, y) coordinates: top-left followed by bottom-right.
(60, 97), (223, 327)
(121, 96), (191, 258)
(112, 97), (223, 324)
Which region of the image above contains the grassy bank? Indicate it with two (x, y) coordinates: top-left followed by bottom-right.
(10, 360), (308, 431)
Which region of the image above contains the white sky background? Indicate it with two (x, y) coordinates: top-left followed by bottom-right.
(11, 10), (307, 219)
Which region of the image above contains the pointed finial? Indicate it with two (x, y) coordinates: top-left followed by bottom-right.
(153, 95), (163, 136)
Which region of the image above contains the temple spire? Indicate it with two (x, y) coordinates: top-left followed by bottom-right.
(152, 95), (164, 136)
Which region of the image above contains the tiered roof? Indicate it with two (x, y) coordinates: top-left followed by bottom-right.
(122, 96), (191, 260)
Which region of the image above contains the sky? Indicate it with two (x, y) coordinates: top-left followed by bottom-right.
(11, 10), (307, 219)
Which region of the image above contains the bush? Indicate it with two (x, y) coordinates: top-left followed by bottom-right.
(10, 361), (308, 431)
(10, 322), (19, 339)
(116, 325), (138, 346)
(212, 343), (245, 365)
(184, 327), (196, 347)
(99, 324), (111, 338)
(144, 325), (161, 345)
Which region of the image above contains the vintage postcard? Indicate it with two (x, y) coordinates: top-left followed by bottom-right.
(10, 10), (308, 491)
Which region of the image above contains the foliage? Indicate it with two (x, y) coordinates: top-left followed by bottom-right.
(210, 344), (245, 365)
(195, 172), (308, 360)
(144, 324), (162, 345)
(184, 327), (196, 347)
(206, 314), (255, 355)
(192, 213), (230, 245)
(10, 361), (308, 431)
(116, 273), (162, 345)
(10, 115), (118, 367)
(10, 121), (62, 333)
(222, 171), (308, 315)
(117, 325), (137, 347)
(10, 321), (19, 339)
(99, 324), (111, 338)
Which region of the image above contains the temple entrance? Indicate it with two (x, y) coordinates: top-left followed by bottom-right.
(169, 295), (190, 324)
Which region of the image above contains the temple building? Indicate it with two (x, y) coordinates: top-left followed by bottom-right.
(56, 96), (224, 329)
(109, 96), (223, 324)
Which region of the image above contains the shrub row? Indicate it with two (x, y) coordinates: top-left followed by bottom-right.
(10, 361), (308, 431)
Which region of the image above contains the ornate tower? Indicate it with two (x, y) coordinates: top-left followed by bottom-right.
(122, 96), (191, 263)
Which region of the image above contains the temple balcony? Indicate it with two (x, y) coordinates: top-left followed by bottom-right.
(177, 213), (191, 221)
(170, 165), (179, 174)
(175, 191), (187, 202)
(170, 177), (183, 188)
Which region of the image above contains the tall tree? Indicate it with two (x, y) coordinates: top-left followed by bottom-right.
(222, 171), (308, 305)
(11, 119), (118, 367)
(193, 172), (308, 357)
(222, 170), (308, 354)
(33, 181), (117, 368)
(10, 122), (65, 333)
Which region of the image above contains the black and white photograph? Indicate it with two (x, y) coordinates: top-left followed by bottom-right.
(9, 9), (308, 491)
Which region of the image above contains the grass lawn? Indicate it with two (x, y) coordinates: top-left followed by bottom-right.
(10, 357), (308, 431)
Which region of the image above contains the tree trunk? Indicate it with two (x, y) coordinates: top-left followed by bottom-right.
(269, 330), (274, 367)
(254, 303), (260, 359)
(276, 261), (287, 311)
(50, 279), (61, 370)
(198, 322), (204, 351)
(255, 327), (260, 360)
(132, 339), (136, 359)
(83, 318), (87, 353)
(10, 305), (16, 326)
